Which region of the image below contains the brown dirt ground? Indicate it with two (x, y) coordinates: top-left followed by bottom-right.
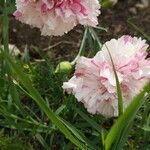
(9, 0), (150, 61)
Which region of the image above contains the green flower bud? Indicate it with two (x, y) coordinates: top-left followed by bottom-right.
(55, 61), (72, 74)
(101, 0), (118, 8)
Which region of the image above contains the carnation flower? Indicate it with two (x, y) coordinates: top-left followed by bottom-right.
(63, 35), (150, 117)
(14, 0), (100, 36)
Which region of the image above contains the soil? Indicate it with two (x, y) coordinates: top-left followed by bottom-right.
(9, 0), (150, 61)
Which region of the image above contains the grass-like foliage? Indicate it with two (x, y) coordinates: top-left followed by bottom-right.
(0, 0), (150, 149)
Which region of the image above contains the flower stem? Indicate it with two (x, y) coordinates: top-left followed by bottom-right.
(71, 27), (88, 65)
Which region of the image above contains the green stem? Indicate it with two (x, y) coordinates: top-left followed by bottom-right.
(88, 27), (102, 49)
(71, 27), (88, 65)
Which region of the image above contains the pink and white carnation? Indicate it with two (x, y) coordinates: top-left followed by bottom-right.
(14, 0), (100, 36)
(63, 35), (150, 117)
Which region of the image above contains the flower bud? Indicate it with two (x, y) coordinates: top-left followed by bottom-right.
(101, 0), (118, 8)
(55, 61), (72, 74)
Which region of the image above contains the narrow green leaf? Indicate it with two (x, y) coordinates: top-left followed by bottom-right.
(15, 77), (94, 150)
(105, 45), (123, 116)
(142, 126), (150, 132)
(55, 105), (66, 115)
(59, 117), (98, 150)
(104, 82), (150, 150)
(35, 133), (51, 150)
(1, 50), (89, 150)
(72, 105), (102, 133)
